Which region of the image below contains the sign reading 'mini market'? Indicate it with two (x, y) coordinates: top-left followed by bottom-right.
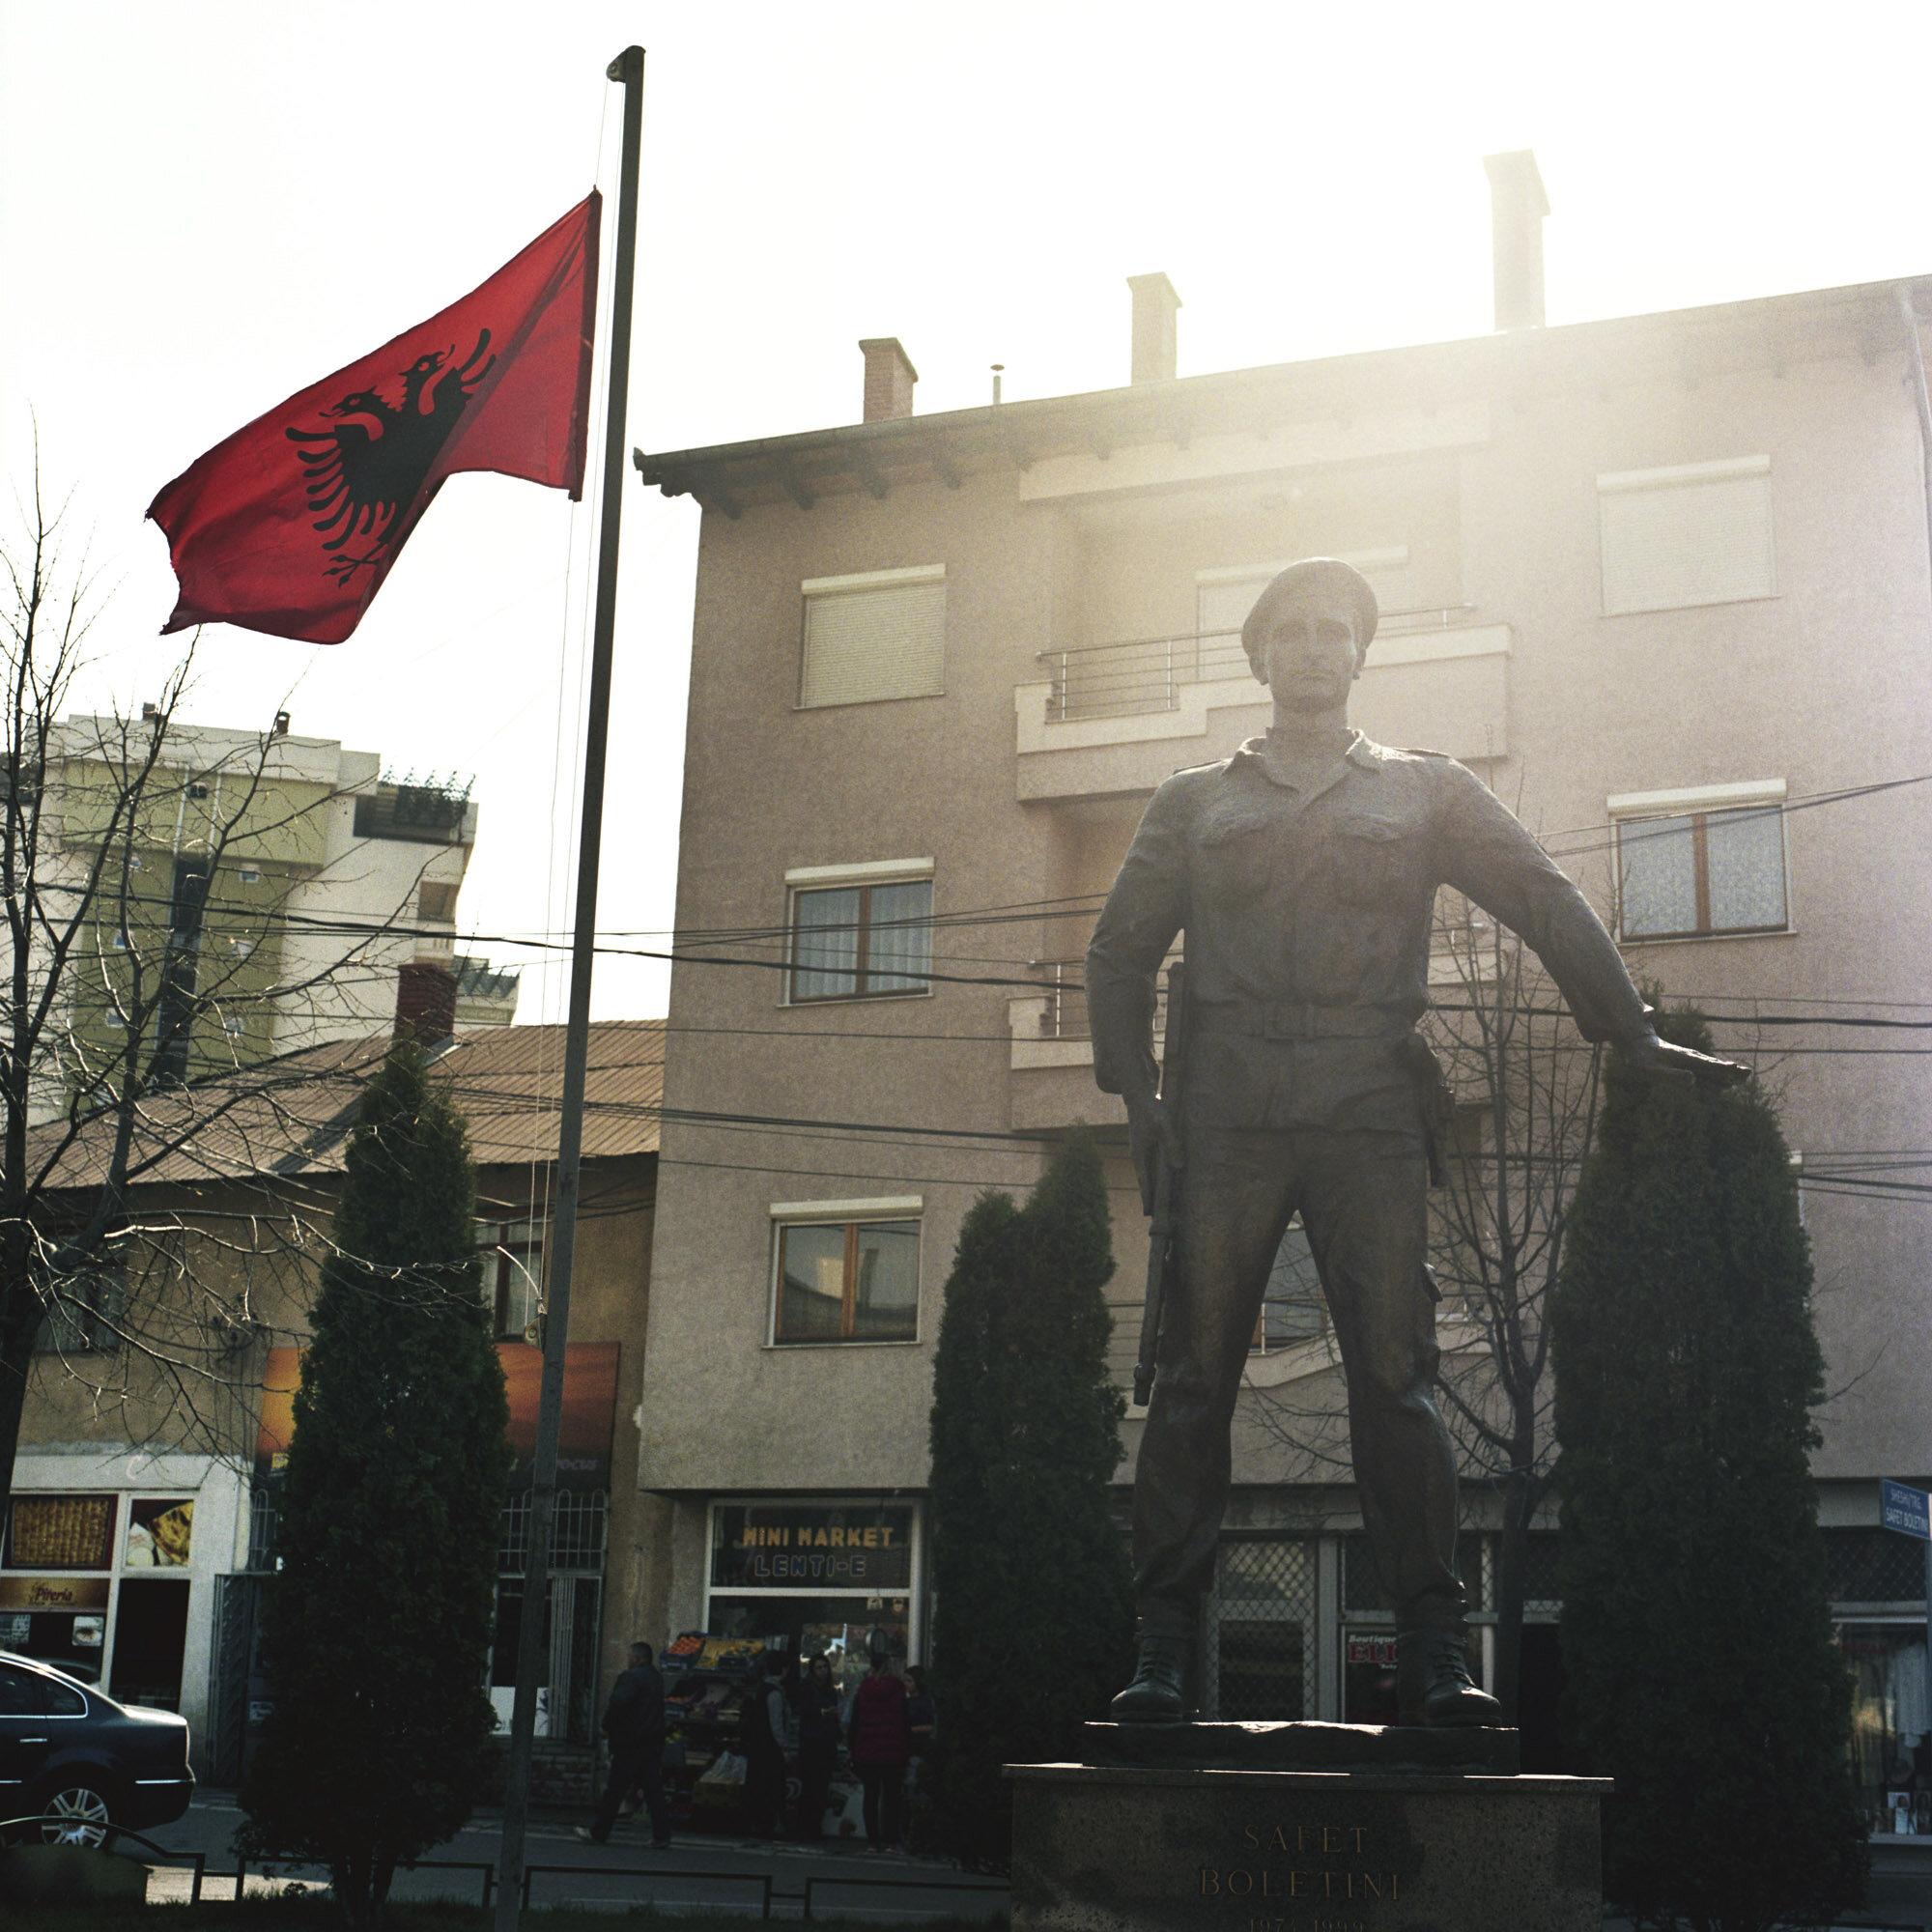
(710, 1504), (914, 1589)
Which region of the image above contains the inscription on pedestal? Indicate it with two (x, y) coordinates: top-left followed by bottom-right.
(1008, 1763), (1607, 1932)
(1189, 1805), (1419, 1925)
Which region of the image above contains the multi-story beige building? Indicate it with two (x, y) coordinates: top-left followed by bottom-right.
(631, 157), (1932, 1824)
(37, 712), (483, 1116)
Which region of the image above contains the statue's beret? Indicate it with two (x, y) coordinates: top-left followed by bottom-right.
(1240, 557), (1380, 663)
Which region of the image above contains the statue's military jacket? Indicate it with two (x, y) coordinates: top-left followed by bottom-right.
(1085, 731), (1653, 1134)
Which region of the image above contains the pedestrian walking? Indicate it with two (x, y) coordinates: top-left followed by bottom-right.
(577, 1640), (672, 1848)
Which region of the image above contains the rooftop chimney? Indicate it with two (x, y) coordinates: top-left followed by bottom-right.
(1483, 151), (1549, 331)
(1128, 272), (1181, 384)
(395, 961), (457, 1048)
(859, 338), (918, 421)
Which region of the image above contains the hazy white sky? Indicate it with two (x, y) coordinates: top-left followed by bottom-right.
(5, 1), (1930, 1021)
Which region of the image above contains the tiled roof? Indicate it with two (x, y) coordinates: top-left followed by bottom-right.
(30, 1019), (665, 1191)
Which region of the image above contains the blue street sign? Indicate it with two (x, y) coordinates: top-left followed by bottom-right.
(1881, 1478), (1931, 1541)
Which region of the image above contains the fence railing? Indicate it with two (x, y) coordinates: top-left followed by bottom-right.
(199, 1853), (1010, 1919)
(1027, 956), (1181, 1042)
(1037, 608), (1478, 723)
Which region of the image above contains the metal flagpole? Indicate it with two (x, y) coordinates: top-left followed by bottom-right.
(494, 45), (645, 1932)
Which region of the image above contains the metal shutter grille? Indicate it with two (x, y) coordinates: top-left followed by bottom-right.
(801, 582), (945, 708)
(1825, 1528), (1928, 1605)
(1211, 1538), (1316, 1719)
(1600, 471), (1776, 614)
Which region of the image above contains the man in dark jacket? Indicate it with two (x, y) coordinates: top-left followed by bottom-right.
(577, 1640), (671, 1847)
(740, 1650), (791, 1838)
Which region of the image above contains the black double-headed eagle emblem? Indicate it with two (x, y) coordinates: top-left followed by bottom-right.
(285, 330), (497, 585)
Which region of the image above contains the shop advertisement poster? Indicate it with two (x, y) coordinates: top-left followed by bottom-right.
(257, 1340), (620, 1491)
(125, 1498), (195, 1568)
(4, 1494), (116, 1571)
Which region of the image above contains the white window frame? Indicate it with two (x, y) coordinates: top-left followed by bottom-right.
(1608, 779), (1792, 942)
(767, 1197), (923, 1348)
(798, 563), (946, 710)
(782, 859), (934, 1006)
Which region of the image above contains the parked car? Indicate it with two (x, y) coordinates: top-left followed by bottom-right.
(0, 1650), (193, 1845)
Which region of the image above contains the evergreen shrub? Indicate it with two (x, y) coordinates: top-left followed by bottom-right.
(240, 1042), (512, 1932)
(925, 1130), (1136, 1862)
(1550, 1009), (1866, 1931)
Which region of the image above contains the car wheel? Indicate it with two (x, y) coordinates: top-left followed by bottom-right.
(38, 1780), (114, 1847)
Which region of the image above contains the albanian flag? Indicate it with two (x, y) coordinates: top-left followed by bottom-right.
(149, 192), (601, 645)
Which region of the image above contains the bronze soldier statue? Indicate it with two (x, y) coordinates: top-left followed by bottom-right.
(1087, 557), (1742, 1726)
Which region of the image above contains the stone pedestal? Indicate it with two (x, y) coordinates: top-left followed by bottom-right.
(1008, 1724), (1607, 1932)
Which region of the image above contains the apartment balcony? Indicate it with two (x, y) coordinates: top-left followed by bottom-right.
(1013, 611), (1512, 802)
(1007, 958), (1181, 1132)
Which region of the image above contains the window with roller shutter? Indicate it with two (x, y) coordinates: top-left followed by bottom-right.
(799, 565), (945, 708)
(1598, 457), (1776, 615)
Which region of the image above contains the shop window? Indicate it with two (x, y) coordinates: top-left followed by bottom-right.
(771, 1207), (920, 1345)
(1610, 782), (1789, 941)
(1841, 1623), (1932, 1836)
(476, 1215), (545, 1339)
(34, 1266), (126, 1354)
(1252, 1221), (1324, 1351)
(799, 565), (945, 709)
(786, 868), (933, 1003)
(1598, 456), (1775, 615)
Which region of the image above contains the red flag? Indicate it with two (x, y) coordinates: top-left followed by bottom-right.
(149, 193), (601, 645)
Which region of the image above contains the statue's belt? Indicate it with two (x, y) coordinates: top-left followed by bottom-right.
(1190, 998), (1413, 1041)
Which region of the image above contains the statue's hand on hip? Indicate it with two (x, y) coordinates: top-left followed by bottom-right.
(1126, 1089), (1185, 1216)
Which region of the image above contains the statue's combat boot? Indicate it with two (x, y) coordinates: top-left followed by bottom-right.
(1396, 1623), (1503, 1727)
(1108, 1633), (1191, 1723)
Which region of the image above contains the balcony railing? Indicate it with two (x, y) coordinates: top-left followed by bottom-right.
(1026, 955), (1182, 1042)
(1038, 608), (1478, 724)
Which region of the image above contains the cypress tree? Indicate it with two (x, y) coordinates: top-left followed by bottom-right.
(241, 1041), (511, 1932)
(926, 1130), (1136, 1862)
(1550, 1009), (1866, 1931)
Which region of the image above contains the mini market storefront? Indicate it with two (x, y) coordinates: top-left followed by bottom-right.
(698, 1498), (922, 1681)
